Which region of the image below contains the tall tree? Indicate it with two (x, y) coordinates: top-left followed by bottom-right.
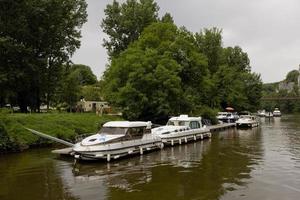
(101, 0), (159, 58)
(222, 46), (250, 72)
(195, 27), (223, 74)
(70, 64), (97, 85)
(102, 22), (209, 122)
(0, 0), (87, 111)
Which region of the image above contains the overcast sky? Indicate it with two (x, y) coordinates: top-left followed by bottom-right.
(72, 0), (300, 83)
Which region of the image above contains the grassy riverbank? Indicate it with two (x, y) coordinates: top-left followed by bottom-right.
(0, 112), (122, 153)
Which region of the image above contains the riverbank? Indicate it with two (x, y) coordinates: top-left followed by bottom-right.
(0, 112), (122, 153)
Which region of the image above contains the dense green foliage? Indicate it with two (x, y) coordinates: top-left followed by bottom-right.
(101, 19), (262, 122)
(0, 0), (87, 112)
(101, 0), (159, 58)
(0, 113), (121, 152)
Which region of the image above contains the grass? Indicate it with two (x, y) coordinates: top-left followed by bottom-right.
(0, 112), (122, 152)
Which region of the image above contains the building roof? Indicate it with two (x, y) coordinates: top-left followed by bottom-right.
(103, 121), (151, 128)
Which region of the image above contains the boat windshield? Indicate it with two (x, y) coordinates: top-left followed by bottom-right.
(99, 127), (128, 135)
(167, 120), (189, 126)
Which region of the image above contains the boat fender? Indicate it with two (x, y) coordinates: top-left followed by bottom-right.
(184, 137), (187, 143)
(194, 135), (197, 141)
(140, 147), (143, 155)
(107, 154), (111, 162)
(179, 138), (182, 145)
(171, 140), (174, 146)
(200, 134), (203, 140)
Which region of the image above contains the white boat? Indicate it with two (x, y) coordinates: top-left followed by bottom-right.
(265, 112), (273, 118)
(273, 108), (281, 117)
(152, 115), (211, 146)
(73, 121), (163, 161)
(236, 115), (259, 128)
(257, 110), (266, 117)
(217, 112), (239, 123)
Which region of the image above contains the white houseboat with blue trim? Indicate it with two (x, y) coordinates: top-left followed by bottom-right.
(152, 115), (211, 146)
(73, 121), (163, 161)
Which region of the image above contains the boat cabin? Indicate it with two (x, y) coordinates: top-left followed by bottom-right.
(166, 115), (203, 129)
(100, 121), (151, 139)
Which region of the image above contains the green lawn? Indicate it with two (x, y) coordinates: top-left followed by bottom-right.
(0, 112), (122, 152)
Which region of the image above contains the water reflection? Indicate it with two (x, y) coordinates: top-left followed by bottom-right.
(0, 149), (78, 200)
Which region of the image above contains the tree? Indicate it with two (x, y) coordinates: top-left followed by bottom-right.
(286, 70), (299, 84)
(0, 0), (87, 112)
(102, 22), (210, 122)
(70, 64), (97, 85)
(60, 68), (81, 112)
(161, 13), (174, 24)
(222, 46), (250, 72)
(195, 28), (223, 74)
(80, 85), (102, 101)
(101, 0), (159, 58)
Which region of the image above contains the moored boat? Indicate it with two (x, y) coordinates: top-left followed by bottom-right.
(265, 112), (273, 118)
(257, 110), (266, 117)
(73, 121), (163, 161)
(273, 108), (282, 117)
(236, 115), (259, 128)
(152, 115), (211, 146)
(217, 112), (239, 123)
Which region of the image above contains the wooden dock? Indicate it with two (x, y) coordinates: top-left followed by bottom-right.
(208, 123), (236, 132)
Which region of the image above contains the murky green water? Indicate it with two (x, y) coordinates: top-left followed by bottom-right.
(1, 115), (300, 200)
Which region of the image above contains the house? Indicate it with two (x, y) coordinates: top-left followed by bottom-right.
(77, 100), (110, 113)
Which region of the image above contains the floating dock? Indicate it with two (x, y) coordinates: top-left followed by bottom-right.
(208, 123), (236, 132)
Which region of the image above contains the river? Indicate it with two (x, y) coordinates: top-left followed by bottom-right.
(1, 115), (300, 200)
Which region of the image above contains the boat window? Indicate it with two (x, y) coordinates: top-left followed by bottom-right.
(100, 127), (127, 135)
(127, 127), (145, 139)
(189, 121), (200, 129)
(167, 121), (175, 126)
(178, 121), (186, 126)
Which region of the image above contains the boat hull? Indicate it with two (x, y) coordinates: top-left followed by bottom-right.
(236, 122), (259, 128)
(73, 139), (163, 161)
(159, 129), (211, 146)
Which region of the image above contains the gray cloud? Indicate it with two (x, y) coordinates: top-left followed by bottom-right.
(72, 0), (300, 83)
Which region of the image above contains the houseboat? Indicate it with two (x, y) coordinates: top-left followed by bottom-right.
(236, 115), (259, 128)
(257, 110), (266, 117)
(73, 121), (163, 161)
(217, 112), (239, 123)
(152, 115), (211, 146)
(273, 108), (282, 117)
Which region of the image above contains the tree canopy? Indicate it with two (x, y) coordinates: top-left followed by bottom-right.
(101, 20), (262, 122)
(0, 0), (87, 111)
(101, 0), (159, 58)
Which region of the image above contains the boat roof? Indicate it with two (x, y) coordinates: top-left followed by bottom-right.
(169, 115), (201, 121)
(218, 112), (228, 114)
(103, 121), (151, 128)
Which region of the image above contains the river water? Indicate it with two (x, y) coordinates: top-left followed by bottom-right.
(1, 115), (300, 200)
